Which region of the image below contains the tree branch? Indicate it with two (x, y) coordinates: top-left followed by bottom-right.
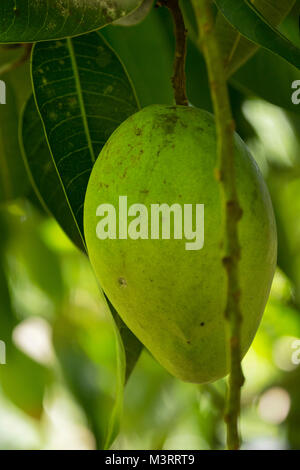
(191, 0), (245, 450)
(159, 0), (188, 105)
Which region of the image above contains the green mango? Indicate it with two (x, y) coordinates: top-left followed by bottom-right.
(84, 105), (277, 383)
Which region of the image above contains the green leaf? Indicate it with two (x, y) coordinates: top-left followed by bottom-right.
(53, 297), (142, 449)
(0, 0), (143, 44)
(0, 212), (15, 339)
(0, 45), (32, 109)
(267, 167), (300, 308)
(7, 205), (65, 304)
(231, 47), (300, 113)
(279, 6), (300, 48)
(0, 347), (51, 419)
(180, 0), (199, 44)
(103, 6), (174, 106)
(31, 31), (139, 238)
(104, 302), (143, 448)
(24, 31), (143, 444)
(114, 0), (153, 26)
(20, 95), (86, 252)
(213, 0), (296, 77)
(0, 46), (32, 203)
(186, 39), (212, 111)
(0, 211), (51, 419)
(53, 312), (115, 449)
(0, 79), (28, 202)
(214, 0), (300, 71)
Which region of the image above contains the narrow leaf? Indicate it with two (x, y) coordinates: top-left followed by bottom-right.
(214, 0), (300, 70)
(214, 0), (296, 76)
(231, 47), (300, 114)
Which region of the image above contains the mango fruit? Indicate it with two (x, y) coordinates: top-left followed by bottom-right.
(84, 105), (277, 383)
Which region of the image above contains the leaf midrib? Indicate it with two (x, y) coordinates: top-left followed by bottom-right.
(67, 37), (96, 164)
(31, 45), (86, 250)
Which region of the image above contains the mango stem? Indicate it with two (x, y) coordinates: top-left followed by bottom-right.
(160, 0), (188, 106)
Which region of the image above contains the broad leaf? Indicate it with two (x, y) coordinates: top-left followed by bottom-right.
(25, 31), (143, 444)
(214, 0), (300, 71)
(0, 0), (143, 43)
(21, 95), (86, 252)
(31, 31), (139, 237)
(21, 96), (142, 376)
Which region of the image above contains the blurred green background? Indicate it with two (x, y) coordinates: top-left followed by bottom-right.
(0, 3), (300, 450)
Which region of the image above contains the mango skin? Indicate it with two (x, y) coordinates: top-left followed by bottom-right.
(84, 105), (277, 383)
